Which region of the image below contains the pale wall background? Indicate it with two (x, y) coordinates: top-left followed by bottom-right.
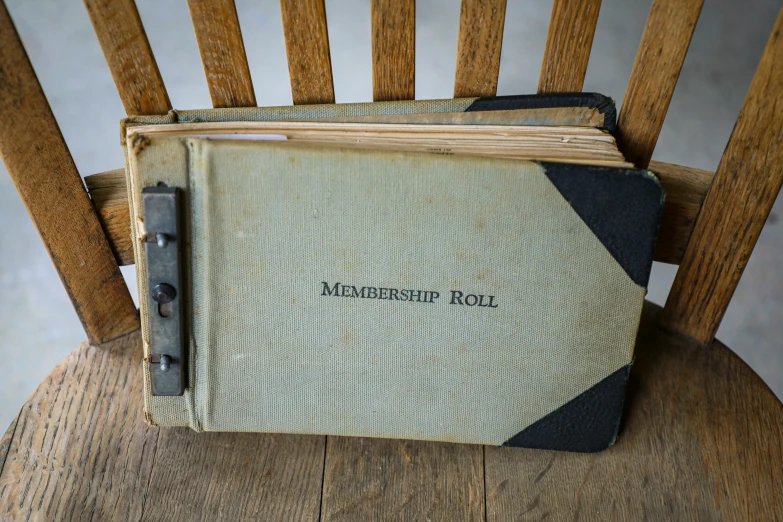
(1, 0), (782, 431)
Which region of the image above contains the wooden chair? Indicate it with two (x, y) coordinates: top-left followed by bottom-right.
(1, 0), (782, 519)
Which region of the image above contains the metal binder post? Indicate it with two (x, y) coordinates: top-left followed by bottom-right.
(142, 186), (185, 396)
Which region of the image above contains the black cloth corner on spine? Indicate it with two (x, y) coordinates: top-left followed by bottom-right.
(503, 364), (632, 453)
(464, 93), (617, 133)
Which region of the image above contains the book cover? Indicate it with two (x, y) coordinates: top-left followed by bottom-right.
(127, 136), (663, 452)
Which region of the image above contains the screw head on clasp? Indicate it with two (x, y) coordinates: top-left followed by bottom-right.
(151, 283), (177, 304)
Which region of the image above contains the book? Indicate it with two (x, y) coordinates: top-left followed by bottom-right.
(124, 97), (663, 452)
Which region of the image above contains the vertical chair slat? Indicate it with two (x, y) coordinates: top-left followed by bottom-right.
(280, 0), (335, 105)
(615, 0), (704, 168)
(454, 0), (507, 98)
(538, 0), (601, 93)
(371, 0), (415, 102)
(188, 0), (256, 108)
(662, 8), (783, 344)
(84, 0), (171, 116)
(0, 2), (138, 344)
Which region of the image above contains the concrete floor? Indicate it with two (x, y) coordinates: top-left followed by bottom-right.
(1, 0), (782, 432)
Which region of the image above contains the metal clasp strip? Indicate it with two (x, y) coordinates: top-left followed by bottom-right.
(142, 186), (185, 396)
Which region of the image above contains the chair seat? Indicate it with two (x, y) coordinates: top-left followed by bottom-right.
(1, 301), (781, 521)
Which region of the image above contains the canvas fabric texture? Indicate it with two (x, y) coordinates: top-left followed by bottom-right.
(128, 136), (646, 446)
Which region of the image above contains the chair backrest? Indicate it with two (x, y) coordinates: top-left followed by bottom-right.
(0, 0), (781, 346)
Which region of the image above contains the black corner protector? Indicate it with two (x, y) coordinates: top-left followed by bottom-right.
(502, 364), (632, 453)
(590, 93), (617, 134)
(539, 162), (664, 288)
(464, 93), (617, 132)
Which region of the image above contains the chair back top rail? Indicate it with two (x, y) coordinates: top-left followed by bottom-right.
(84, 158), (713, 269)
(0, 2), (138, 344)
(1, 0), (780, 345)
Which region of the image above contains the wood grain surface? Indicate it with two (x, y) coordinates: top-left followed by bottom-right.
(615, 0), (704, 168)
(484, 302), (783, 521)
(140, 432), (325, 521)
(280, 0), (335, 105)
(454, 0), (507, 98)
(321, 437), (484, 521)
(84, 0), (171, 116)
(0, 4), (138, 345)
(188, 0), (256, 108)
(371, 0), (415, 102)
(85, 169), (134, 266)
(2, 302), (780, 520)
(648, 160), (713, 265)
(0, 330), (327, 522)
(662, 7), (783, 344)
(0, 413), (18, 478)
(84, 159), (711, 267)
(538, 0), (601, 93)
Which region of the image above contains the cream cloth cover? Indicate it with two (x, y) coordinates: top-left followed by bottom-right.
(127, 137), (644, 446)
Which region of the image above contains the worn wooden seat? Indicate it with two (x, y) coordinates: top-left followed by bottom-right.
(2, 301), (781, 520)
(1, 0), (782, 520)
